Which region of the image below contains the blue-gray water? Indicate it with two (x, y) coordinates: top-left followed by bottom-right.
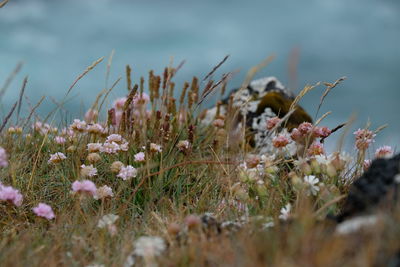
(0, 0), (399, 149)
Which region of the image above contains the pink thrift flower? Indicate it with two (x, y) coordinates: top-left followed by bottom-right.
(266, 117), (281, 130)
(363, 159), (372, 171)
(106, 134), (123, 143)
(298, 122), (313, 135)
(94, 185), (114, 200)
(375, 146), (394, 159)
(113, 97), (127, 110)
(354, 128), (376, 150)
(117, 165), (137, 180)
(72, 180), (97, 196)
(87, 123), (104, 134)
(87, 143), (103, 153)
(0, 147), (8, 167)
(272, 135), (290, 148)
(33, 203), (55, 220)
(177, 140), (190, 151)
(100, 142), (120, 154)
(307, 142), (325, 156)
(70, 119), (87, 132)
(150, 143), (162, 153)
(134, 152), (145, 162)
(212, 119), (225, 128)
(48, 152), (67, 164)
(80, 164), (98, 177)
(313, 126), (331, 138)
(0, 185), (23, 206)
(132, 92), (150, 107)
(54, 136), (66, 144)
(290, 128), (302, 142)
(84, 109), (98, 123)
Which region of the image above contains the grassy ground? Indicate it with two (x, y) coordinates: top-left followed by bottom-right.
(0, 59), (398, 267)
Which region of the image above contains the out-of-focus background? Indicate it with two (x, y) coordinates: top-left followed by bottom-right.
(0, 0), (399, 149)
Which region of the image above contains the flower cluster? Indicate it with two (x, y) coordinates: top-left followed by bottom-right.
(72, 180), (97, 196)
(117, 165), (137, 180)
(48, 152), (67, 164)
(354, 128), (376, 150)
(0, 183), (23, 206)
(32, 203), (55, 220)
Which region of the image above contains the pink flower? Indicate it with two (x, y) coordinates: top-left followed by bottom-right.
(113, 97), (127, 110)
(87, 143), (103, 153)
(313, 126), (331, 138)
(177, 140), (190, 151)
(307, 142), (325, 156)
(87, 123), (105, 134)
(212, 119), (225, 128)
(80, 164), (98, 177)
(0, 185), (23, 206)
(363, 159), (372, 171)
(150, 143), (162, 153)
(354, 128), (376, 150)
(272, 135), (290, 148)
(54, 136), (66, 144)
(94, 185), (114, 200)
(84, 109), (98, 123)
(100, 142), (120, 154)
(72, 180), (97, 196)
(298, 122), (313, 135)
(132, 92), (150, 107)
(375, 146), (394, 159)
(48, 152), (67, 164)
(117, 165), (137, 180)
(266, 117), (281, 130)
(290, 128), (302, 142)
(32, 203), (55, 220)
(0, 147), (8, 167)
(134, 152), (145, 162)
(106, 134), (123, 143)
(70, 119), (87, 132)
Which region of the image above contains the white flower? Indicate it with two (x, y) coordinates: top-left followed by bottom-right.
(100, 142), (120, 154)
(119, 141), (129, 152)
(81, 164), (98, 177)
(134, 152), (145, 162)
(106, 134), (123, 143)
(94, 185), (114, 200)
(48, 152), (67, 164)
(54, 136), (66, 144)
(97, 214), (119, 228)
(303, 175), (320, 196)
(70, 119), (87, 132)
(87, 143), (103, 153)
(117, 165), (137, 180)
(314, 155), (329, 165)
(279, 203), (291, 220)
(150, 143), (162, 153)
(87, 123), (105, 134)
(133, 236), (166, 258)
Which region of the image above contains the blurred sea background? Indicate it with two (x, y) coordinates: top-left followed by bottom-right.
(0, 0), (399, 150)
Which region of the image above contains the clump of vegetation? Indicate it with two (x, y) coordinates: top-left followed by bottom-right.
(0, 55), (398, 267)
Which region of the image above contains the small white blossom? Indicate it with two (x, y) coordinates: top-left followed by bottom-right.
(133, 236), (166, 258)
(150, 143), (162, 153)
(303, 175), (320, 196)
(97, 214), (119, 228)
(117, 165), (137, 180)
(81, 164), (98, 177)
(48, 152), (67, 164)
(279, 203), (291, 221)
